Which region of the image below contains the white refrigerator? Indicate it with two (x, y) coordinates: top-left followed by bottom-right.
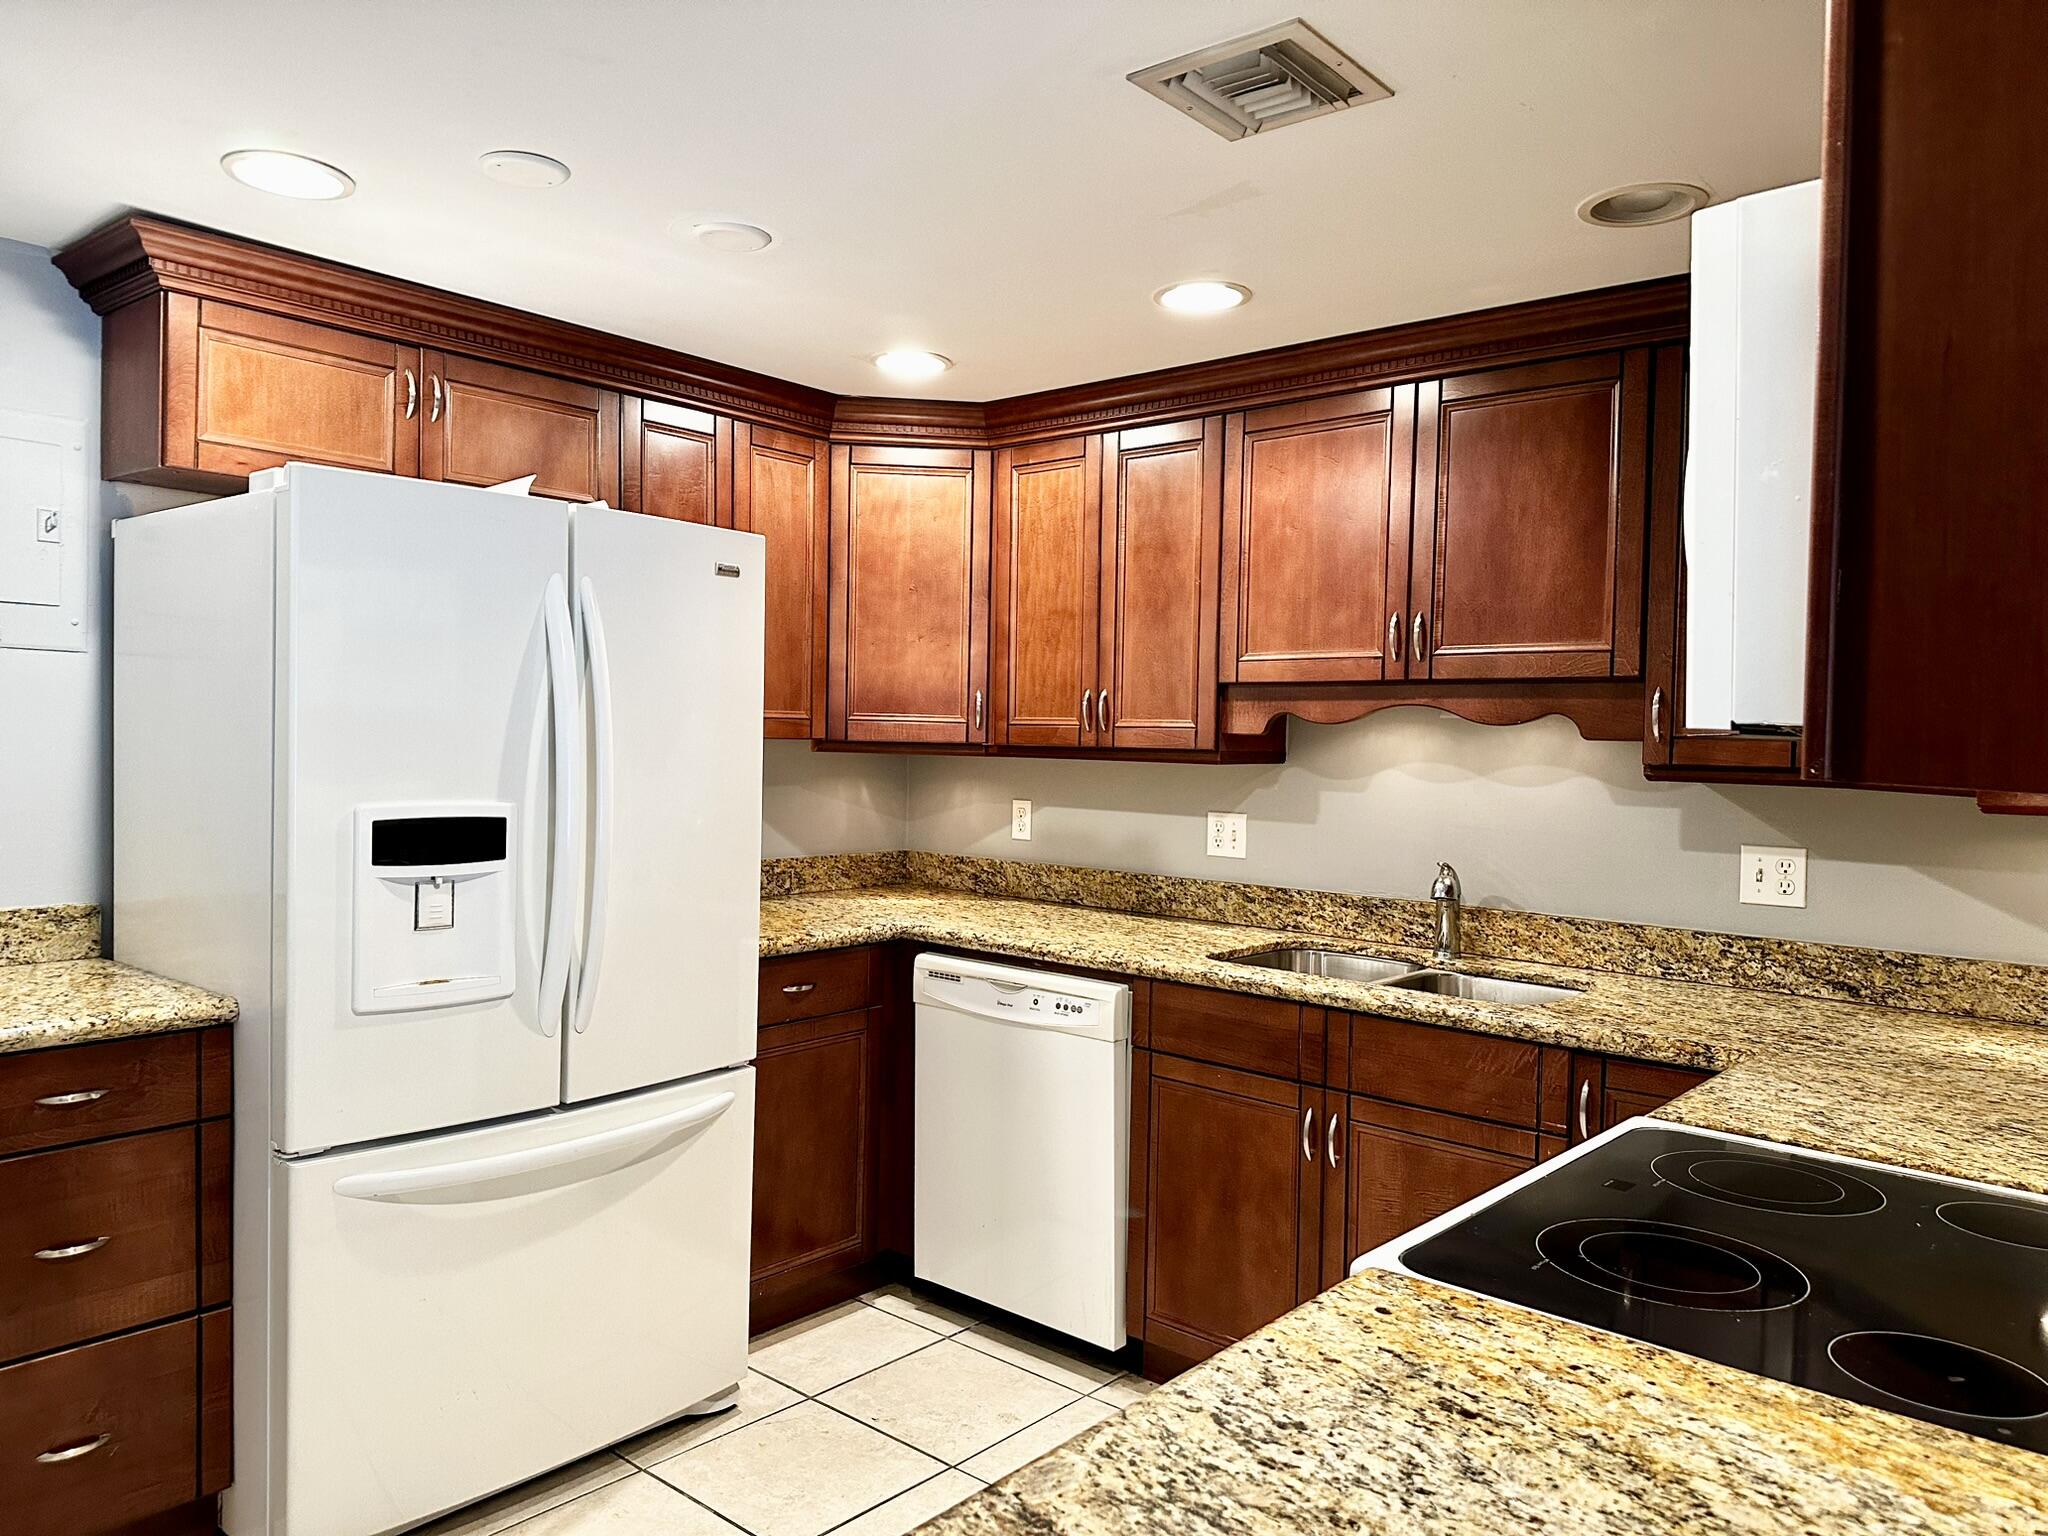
(112, 464), (764, 1536)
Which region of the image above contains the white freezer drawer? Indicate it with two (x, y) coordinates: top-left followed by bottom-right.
(264, 1069), (753, 1536)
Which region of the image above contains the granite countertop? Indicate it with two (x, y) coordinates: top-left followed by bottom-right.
(760, 879), (2048, 1534)
(0, 958), (238, 1055)
(761, 882), (2048, 1196)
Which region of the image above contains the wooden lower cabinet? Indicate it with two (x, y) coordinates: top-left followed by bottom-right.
(1340, 1099), (1539, 1269)
(1141, 1054), (1318, 1370)
(1570, 1053), (1714, 1141)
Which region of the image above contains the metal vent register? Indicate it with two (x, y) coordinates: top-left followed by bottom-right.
(1129, 19), (1391, 141)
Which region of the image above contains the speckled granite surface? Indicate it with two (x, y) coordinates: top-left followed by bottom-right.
(0, 903), (100, 964)
(899, 853), (2048, 1026)
(923, 1271), (2048, 1536)
(0, 958), (237, 1055)
(762, 851), (911, 899)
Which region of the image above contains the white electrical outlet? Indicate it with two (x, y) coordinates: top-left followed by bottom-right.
(1739, 845), (1807, 908)
(1011, 799), (1032, 841)
(1206, 812), (1248, 859)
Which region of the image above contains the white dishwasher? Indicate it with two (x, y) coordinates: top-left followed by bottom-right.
(913, 953), (1131, 1349)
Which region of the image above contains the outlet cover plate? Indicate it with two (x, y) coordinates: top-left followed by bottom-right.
(1739, 844), (1807, 907)
(1206, 811), (1248, 859)
(1011, 799), (1032, 841)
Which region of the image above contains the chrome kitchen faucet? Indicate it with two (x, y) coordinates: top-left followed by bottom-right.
(1431, 862), (1462, 965)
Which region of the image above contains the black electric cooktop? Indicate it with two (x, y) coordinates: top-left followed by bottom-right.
(1397, 1124), (2048, 1453)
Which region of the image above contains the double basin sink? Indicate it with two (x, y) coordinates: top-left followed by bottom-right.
(1215, 947), (1581, 1006)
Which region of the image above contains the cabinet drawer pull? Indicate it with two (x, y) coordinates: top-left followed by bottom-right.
(34, 1236), (112, 1262)
(34, 1089), (108, 1108)
(429, 373), (444, 423)
(1081, 690), (1093, 733)
(1412, 612), (1428, 665)
(1576, 1078), (1593, 1141)
(403, 367), (418, 420)
(1650, 685), (1665, 745)
(1301, 1107), (1315, 1162)
(779, 982), (816, 995)
(36, 1433), (112, 1465)
(973, 689), (984, 734)
(1326, 1111), (1340, 1168)
(1097, 689), (1110, 731)
(1388, 610), (1403, 664)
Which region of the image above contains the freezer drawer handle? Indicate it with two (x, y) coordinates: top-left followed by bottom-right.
(34, 1236), (111, 1261)
(37, 1433), (111, 1465)
(34, 1089), (108, 1108)
(330, 1091), (736, 1205)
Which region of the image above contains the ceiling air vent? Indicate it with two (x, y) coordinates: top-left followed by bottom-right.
(1129, 19), (1391, 142)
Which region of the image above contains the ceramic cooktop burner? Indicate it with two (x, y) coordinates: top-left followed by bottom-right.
(1396, 1124), (2048, 1454)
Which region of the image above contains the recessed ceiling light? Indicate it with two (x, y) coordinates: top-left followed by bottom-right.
(219, 149), (354, 201)
(874, 350), (952, 383)
(1577, 182), (1709, 228)
(1155, 280), (1251, 315)
(691, 221), (775, 253)
(479, 150), (572, 187)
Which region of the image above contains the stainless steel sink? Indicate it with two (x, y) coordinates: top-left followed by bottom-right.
(1377, 970), (1581, 1005)
(1216, 948), (1419, 984)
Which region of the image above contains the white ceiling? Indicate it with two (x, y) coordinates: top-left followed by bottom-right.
(1, 1), (1825, 399)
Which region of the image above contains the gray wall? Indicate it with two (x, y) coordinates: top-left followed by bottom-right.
(763, 741), (908, 858)
(903, 712), (2048, 965)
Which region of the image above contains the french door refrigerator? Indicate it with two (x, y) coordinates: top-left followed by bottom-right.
(112, 464), (764, 1536)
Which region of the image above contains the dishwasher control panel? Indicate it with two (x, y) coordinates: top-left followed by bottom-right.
(913, 957), (1129, 1042)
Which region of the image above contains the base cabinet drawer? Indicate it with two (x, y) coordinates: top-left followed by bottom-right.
(0, 1128), (199, 1364)
(759, 948), (875, 1026)
(0, 1317), (199, 1536)
(0, 1034), (200, 1156)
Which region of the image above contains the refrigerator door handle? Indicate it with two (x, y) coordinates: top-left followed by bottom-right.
(536, 574), (581, 1038)
(572, 576), (615, 1036)
(330, 1091), (737, 1204)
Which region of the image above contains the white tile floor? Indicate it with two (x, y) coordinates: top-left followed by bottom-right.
(420, 1286), (1154, 1536)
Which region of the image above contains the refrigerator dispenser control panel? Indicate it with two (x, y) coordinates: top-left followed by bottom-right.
(352, 803), (516, 1014)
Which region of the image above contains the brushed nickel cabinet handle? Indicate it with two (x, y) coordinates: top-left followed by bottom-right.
(1412, 612), (1428, 665)
(1577, 1078), (1593, 1141)
(1326, 1111), (1340, 1168)
(429, 373), (444, 423)
(1081, 690), (1093, 733)
(402, 368), (418, 420)
(37, 1433), (111, 1465)
(973, 689), (984, 734)
(1301, 1107), (1315, 1162)
(1388, 611), (1403, 664)
(34, 1237), (111, 1262)
(780, 982), (816, 995)
(1098, 689), (1110, 730)
(1650, 686), (1665, 744)
(34, 1089), (107, 1108)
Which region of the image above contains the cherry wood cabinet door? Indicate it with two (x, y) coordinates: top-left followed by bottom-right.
(751, 1009), (878, 1288)
(1100, 419), (1222, 751)
(1144, 1054), (1317, 1367)
(827, 444), (991, 745)
(621, 398), (730, 526)
(734, 425), (828, 739)
(1410, 351), (1649, 681)
(1569, 1053), (1714, 1142)
(161, 296), (421, 484)
(1343, 1098), (1538, 1262)
(991, 436), (1102, 748)
(1221, 387), (1414, 684)
(420, 350), (621, 504)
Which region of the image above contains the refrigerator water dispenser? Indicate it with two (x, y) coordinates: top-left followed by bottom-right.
(352, 803), (517, 1014)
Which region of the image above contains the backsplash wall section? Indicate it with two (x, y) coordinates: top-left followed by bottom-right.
(902, 713), (2048, 967)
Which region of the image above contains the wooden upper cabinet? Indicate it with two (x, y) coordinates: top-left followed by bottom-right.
(991, 437), (1102, 748)
(621, 399), (730, 525)
(121, 295), (421, 488)
(827, 444), (991, 745)
(1221, 387), (1413, 684)
(420, 350), (620, 504)
(735, 425), (828, 739)
(1101, 419), (1222, 751)
(1410, 351), (1649, 682)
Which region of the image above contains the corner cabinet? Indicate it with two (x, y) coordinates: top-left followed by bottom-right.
(827, 444), (992, 746)
(989, 419), (1230, 754)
